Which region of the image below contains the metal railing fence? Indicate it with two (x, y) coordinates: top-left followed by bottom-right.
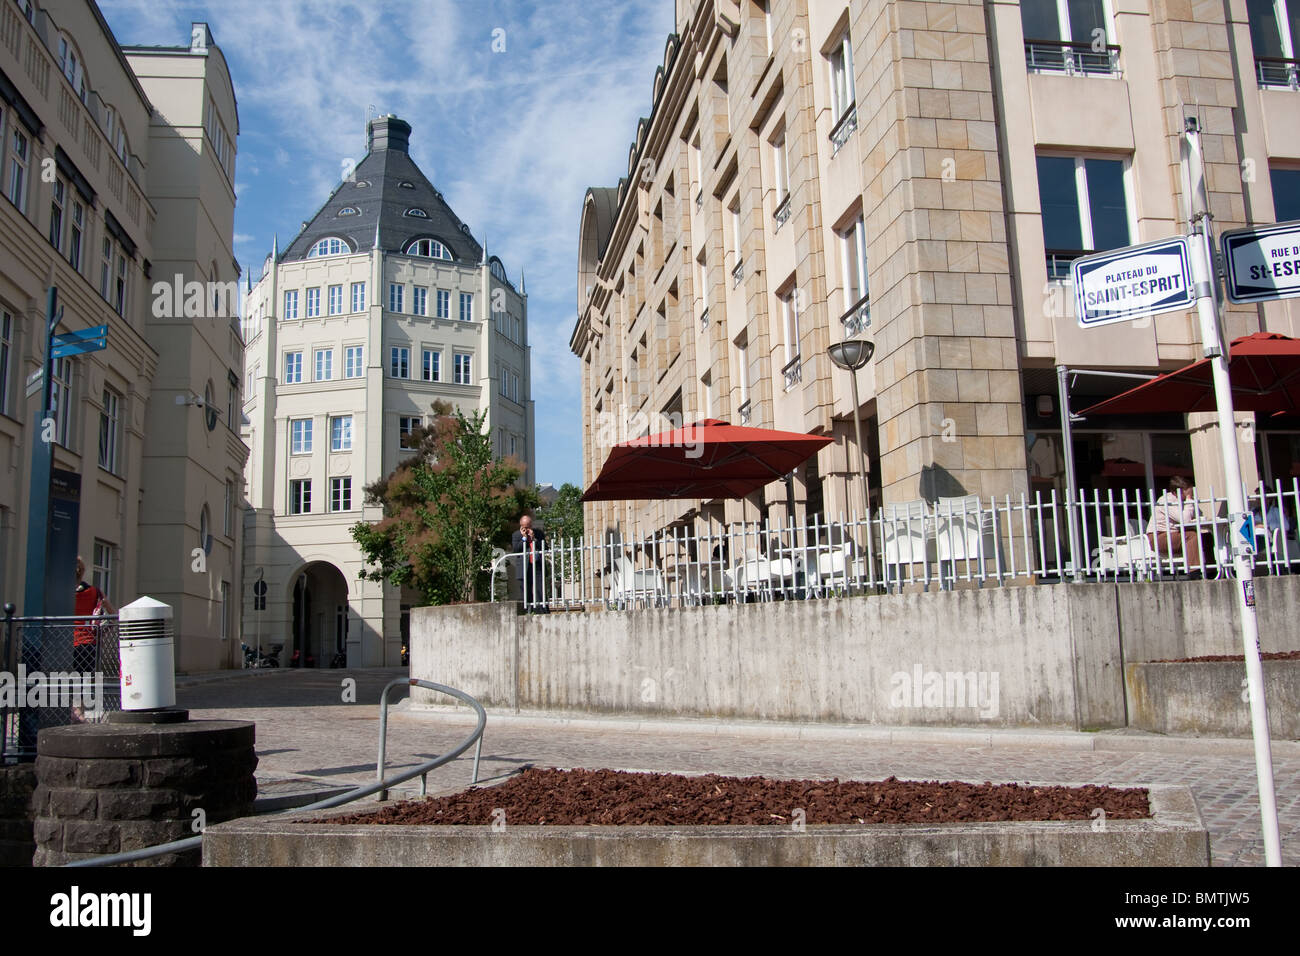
(491, 481), (1300, 612)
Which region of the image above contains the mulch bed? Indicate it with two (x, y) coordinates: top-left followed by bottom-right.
(1148, 651), (1300, 663)
(313, 767), (1150, 826)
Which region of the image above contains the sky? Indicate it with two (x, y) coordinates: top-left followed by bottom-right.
(98, 0), (678, 488)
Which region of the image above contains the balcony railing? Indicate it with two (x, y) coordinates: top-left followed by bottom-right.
(1024, 39), (1121, 77)
(738, 398), (752, 424)
(1046, 248), (1089, 282)
(695, 189), (704, 211)
(840, 293), (871, 337)
(732, 258), (745, 287)
(1256, 56), (1300, 90)
(829, 103), (857, 156)
(699, 307), (710, 332)
(773, 194), (792, 231)
(782, 354), (802, 390)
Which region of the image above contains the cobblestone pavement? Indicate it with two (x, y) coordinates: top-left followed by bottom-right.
(176, 668), (1299, 867)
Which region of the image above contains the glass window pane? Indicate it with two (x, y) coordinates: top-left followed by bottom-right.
(1085, 159), (1129, 250)
(1247, 0), (1284, 57)
(1020, 0), (1061, 40)
(1037, 156), (1083, 250)
(1067, 0), (1106, 44)
(1271, 168), (1300, 222)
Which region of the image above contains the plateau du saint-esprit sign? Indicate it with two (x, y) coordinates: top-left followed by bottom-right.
(1072, 237), (1196, 329)
(1221, 220), (1300, 304)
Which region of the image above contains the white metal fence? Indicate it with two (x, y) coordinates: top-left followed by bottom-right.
(490, 482), (1300, 611)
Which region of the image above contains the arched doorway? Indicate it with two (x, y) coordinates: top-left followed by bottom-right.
(289, 562), (349, 667)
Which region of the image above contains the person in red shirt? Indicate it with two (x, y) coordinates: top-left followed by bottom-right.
(73, 556), (114, 672)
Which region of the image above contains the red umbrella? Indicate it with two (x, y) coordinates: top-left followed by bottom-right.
(582, 418), (833, 502)
(1079, 332), (1300, 416)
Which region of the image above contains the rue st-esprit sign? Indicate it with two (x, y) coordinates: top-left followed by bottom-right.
(1072, 236), (1196, 329)
(1221, 219), (1300, 305)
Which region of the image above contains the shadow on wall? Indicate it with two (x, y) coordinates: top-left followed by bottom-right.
(921, 464), (969, 503)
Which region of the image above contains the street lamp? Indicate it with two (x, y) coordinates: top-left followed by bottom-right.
(827, 339), (874, 518)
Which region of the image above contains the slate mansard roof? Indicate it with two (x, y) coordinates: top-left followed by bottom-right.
(280, 115), (488, 272)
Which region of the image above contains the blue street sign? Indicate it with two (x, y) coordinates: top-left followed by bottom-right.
(52, 325), (108, 358)
(54, 325), (109, 344)
(1072, 237), (1196, 328)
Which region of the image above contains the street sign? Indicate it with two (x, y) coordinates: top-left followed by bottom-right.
(1221, 219), (1300, 304)
(1238, 512), (1257, 555)
(51, 324), (108, 359)
(25, 368), (42, 398)
(1072, 236), (1196, 328)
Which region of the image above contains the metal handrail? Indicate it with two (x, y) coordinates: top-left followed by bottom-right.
(65, 678), (487, 867)
(378, 677), (482, 800)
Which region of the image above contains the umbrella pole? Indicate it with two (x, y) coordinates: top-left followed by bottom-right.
(1056, 364), (1082, 581)
(1186, 117), (1280, 866)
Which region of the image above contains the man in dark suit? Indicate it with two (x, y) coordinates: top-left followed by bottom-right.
(511, 515), (548, 613)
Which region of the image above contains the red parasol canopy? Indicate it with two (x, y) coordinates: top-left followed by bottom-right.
(1079, 332), (1300, 417)
(581, 418), (833, 502)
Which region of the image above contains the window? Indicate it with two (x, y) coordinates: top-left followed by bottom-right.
(307, 237), (351, 257)
(314, 348), (333, 381)
(1037, 155), (1131, 279)
(388, 283), (404, 313)
(345, 345), (364, 378)
(351, 282), (366, 313)
(68, 198), (84, 271)
(338, 206), (359, 216)
(224, 479), (234, 536)
(1273, 167), (1300, 221)
(205, 96), (233, 176)
(284, 351), (303, 384)
(227, 383), (236, 429)
(51, 357), (73, 448)
(6, 126), (28, 212)
(328, 284), (343, 315)
(779, 287), (801, 366)
(17, 0), (35, 25)
(284, 290), (299, 320)
(220, 581), (230, 640)
(838, 213), (870, 334)
(1248, 0), (1299, 87)
(114, 252), (127, 316)
(404, 238), (453, 260)
(1021, 0), (1117, 75)
(459, 292), (473, 322)
(413, 287), (428, 316)
(305, 287), (321, 318)
(100, 237), (112, 300)
(398, 416), (421, 450)
(98, 387), (121, 474)
(772, 132), (790, 203)
(729, 198), (744, 284)
(422, 348), (441, 381)
(290, 479), (311, 514)
(760, 0), (773, 55)
(330, 415), (353, 452)
(58, 36), (87, 103)
(404, 208), (428, 218)
(330, 476), (352, 512)
(436, 289), (450, 319)
(92, 540), (114, 604)
(390, 346), (410, 378)
(734, 337), (750, 411)
(290, 418), (313, 454)
(828, 30), (856, 120)
(454, 352), (472, 385)
(0, 310), (11, 417)
(50, 179), (65, 250)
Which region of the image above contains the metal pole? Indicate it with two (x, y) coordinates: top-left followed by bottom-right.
(1057, 364), (1082, 580)
(1185, 117), (1280, 866)
(23, 287), (59, 618)
(848, 369), (869, 516)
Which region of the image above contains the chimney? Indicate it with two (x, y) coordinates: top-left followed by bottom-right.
(367, 114), (411, 154)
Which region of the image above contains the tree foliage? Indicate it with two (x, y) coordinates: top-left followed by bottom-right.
(535, 482), (585, 543)
(351, 401), (537, 604)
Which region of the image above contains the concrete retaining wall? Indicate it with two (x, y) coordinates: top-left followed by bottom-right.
(412, 577), (1300, 731)
(201, 784), (1209, 867)
(1127, 661), (1300, 738)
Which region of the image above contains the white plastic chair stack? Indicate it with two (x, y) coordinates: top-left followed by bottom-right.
(881, 499), (933, 586)
(934, 495), (1000, 587)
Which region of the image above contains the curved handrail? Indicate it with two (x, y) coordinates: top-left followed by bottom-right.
(65, 678), (487, 867)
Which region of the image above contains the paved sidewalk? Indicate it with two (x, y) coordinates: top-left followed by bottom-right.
(176, 668), (1298, 867)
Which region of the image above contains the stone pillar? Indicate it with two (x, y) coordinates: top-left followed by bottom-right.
(32, 718), (256, 866)
(0, 764), (36, 866)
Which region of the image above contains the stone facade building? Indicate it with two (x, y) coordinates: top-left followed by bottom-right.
(0, 1), (245, 670)
(572, 0), (1300, 539)
(241, 115), (533, 667)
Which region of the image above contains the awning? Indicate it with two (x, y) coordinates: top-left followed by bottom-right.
(1079, 332), (1300, 417)
(582, 418), (833, 502)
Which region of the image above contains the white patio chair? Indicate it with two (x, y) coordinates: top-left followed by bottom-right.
(1091, 519), (1159, 578)
(726, 549), (776, 601)
(881, 499), (934, 584)
(605, 555), (667, 609)
(814, 540), (864, 594)
(934, 495), (1000, 586)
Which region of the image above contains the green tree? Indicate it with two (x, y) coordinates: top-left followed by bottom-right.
(535, 482), (585, 543)
(351, 401), (536, 604)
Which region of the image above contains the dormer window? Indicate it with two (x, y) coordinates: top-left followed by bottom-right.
(354, 180), (371, 188)
(307, 237), (353, 257)
(58, 36), (88, 104)
(404, 238), (453, 260)
(404, 208), (428, 218)
(337, 206), (360, 216)
(399, 181), (415, 189)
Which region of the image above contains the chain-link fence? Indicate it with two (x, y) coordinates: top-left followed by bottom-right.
(1, 612), (120, 762)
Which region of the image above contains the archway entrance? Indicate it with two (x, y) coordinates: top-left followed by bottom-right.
(289, 562), (349, 667)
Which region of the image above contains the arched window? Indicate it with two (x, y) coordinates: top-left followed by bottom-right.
(337, 206), (359, 216)
(58, 34), (88, 104)
(489, 259), (507, 282)
(204, 380), (218, 432)
(307, 237), (352, 257)
(399, 181), (415, 189)
(404, 238), (453, 260)
(404, 208), (428, 218)
(200, 504), (212, 554)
